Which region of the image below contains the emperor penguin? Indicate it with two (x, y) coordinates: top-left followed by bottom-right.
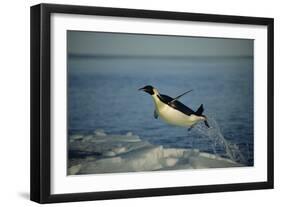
(139, 85), (210, 130)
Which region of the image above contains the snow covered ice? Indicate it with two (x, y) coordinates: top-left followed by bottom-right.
(68, 129), (243, 175)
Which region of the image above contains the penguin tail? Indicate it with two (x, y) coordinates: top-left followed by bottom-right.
(196, 104), (210, 128)
(195, 104), (204, 115)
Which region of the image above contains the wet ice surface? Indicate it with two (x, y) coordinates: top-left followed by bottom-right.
(68, 129), (243, 175)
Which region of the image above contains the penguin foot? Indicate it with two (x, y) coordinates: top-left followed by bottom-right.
(188, 126), (194, 131)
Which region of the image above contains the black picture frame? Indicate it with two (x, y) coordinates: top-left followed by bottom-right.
(30, 3), (274, 204)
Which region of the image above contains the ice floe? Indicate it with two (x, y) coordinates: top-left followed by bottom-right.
(68, 129), (243, 175)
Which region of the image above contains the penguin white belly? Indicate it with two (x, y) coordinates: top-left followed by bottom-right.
(157, 105), (198, 127)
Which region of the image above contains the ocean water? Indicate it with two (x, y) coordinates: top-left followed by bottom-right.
(68, 56), (253, 165)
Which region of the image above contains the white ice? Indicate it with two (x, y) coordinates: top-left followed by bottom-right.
(68, 129), (243, 175)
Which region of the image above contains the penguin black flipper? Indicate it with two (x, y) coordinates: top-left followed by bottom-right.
(154, 110), (158, 119)
(169, 89), (193, 103)
(158, 94), (195, 116)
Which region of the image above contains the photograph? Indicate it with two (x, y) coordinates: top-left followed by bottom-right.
(30, 3), (274, 203)
(67, 31), (254, 175)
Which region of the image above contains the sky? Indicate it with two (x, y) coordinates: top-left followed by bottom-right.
(67, 31), (253, 57)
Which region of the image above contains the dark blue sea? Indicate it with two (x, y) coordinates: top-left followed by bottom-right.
(68, 56), (254, 165)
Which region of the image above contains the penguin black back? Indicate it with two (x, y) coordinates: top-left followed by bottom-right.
(157, 94), (195, 116)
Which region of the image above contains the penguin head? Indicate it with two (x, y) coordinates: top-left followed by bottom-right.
(139, 85), (155, 95)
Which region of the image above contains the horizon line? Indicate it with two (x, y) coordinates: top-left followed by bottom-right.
(68, 53), (253, 60)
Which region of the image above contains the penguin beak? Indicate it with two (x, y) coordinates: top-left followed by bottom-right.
(138, 87), (149, 93)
